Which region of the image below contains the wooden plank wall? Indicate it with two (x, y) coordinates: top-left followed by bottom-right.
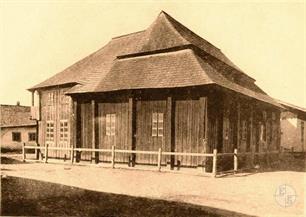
(174, 98), (201, 167)
(80, 103), (92, 161)
(98, 101), (129, 163)
(40, 87), (71, 158)
(135, 100), (167, 165)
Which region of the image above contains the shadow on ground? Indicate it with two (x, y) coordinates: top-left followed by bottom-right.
(1, 176), (252, 217)
(1, 156), (24, 164)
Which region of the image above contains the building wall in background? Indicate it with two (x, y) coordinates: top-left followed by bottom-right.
(280, 111), (306, 152)
(1, 126), (36, 150)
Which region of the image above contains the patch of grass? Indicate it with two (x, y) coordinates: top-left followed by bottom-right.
(1, 176), (250, 217)
(277, 153), (306, 172)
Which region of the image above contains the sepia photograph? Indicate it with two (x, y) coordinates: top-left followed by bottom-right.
(0, 0), (305, 216)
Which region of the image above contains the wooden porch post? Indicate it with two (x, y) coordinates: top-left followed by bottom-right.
(71, 99), (79, 162)
(199, 97), (208, 171)
(212, 149), (217, 177)
(34, 91), (41, 160)
(250, 105), (254, 167)
(237, 102), (241, 151)
(22, 142), (26, 162)
(91, 99), (96, 163)
(128, 97), (136, 166)
(166, 96), (174, 169)
(234, 148), (238, 173)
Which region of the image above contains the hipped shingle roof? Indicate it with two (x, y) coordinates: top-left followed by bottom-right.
(29, 11), (281, 108)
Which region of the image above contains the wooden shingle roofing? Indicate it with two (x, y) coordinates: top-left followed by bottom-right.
(29, 11), (281, 108)
(0, 105), (36, 128)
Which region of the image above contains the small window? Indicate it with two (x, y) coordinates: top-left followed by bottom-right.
(60, 91), (70, 104)
(48, 92), (55, 105)
(46, 121), (55, 142)
(106, 114), (116, 136)
(60, 120), (69, 141)
(152, 112), (164, 137)
(28, 133), (36, 141)
(12, 132), (21, 142)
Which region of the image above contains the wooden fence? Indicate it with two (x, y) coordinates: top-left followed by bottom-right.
(22, 143), (280, 177)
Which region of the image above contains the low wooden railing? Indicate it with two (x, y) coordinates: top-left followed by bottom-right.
(22, 143), (281, 177)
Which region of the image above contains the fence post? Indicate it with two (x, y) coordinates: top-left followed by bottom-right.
(44, 144), (48, 163)
(70, 146), (74, 164)
(111, 145), (115, 168)
(212, 149), (217, 177)
(157, 148), (162, 171)
(22, 143), (26, 162)
(234, 148), (238, 173)
(36, 143), (40, 160)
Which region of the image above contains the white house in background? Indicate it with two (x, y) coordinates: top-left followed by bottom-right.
(277, 100), (306, 152)
(0, 103), (37, 151)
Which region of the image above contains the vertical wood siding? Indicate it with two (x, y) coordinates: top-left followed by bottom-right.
(39, 87), (71, 159)
(80, 103), (92, 161)
(135, 100), (167, 165)
(98, 101), (129, 163)
(174, 98), (202, 167)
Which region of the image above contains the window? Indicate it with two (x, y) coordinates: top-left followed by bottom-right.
(106, 114), (116, 136)
(12, 132), (21, 142)
(60, 120), (69, 141)
(28, 133), (36, 141)
(47, 92), (55, 105)
(301, 121), (304, 143)
(46, 121), (54, 142)
(152, 112), (164, 137)
(241, 120), (247, 141)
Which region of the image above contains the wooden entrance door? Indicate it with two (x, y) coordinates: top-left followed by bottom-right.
(174, 97), (207, 167)
(135, 100), (167, 165)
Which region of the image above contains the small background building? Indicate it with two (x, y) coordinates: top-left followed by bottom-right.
(0, 103), (37, 151)
(278, 101), (306, 152)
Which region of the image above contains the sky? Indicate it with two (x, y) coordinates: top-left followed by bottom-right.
(0, 0), (305, 108)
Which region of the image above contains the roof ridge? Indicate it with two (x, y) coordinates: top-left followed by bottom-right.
(157, 12), (190, 45)
(112, 30), (145, 40)
(0, 104), (30, 108)
(161, 11), (256, 81)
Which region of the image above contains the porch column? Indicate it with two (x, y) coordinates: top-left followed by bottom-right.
(199, 97), (208, 169)
(128, 97), (136, 166)
(250, 104), (254, 167)
(35, 91), (41, 159)
(166, 96), (174, 168)
(237, 102), (241, 151)
(91, 100), (98, 163)
(71, 99), (80, 162)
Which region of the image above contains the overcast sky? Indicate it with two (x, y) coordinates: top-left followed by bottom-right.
(1, 1), (305, 108)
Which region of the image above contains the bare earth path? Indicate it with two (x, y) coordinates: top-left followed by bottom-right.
(1, 160), (305, 217)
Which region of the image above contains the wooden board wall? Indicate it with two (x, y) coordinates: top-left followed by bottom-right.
(135, 99), (167, 165)
(39, 87), (71, 158)
(98, 101), (129, 163)
(80, 103), (92, 161)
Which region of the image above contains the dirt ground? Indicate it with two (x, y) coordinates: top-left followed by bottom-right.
(2, 176), (247, 217)
(1, 154), (305, 217)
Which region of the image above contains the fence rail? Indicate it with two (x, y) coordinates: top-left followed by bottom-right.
(22, 143), (281, 177)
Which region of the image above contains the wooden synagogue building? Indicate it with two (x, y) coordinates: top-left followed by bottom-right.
(28, 11), (282, 171)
